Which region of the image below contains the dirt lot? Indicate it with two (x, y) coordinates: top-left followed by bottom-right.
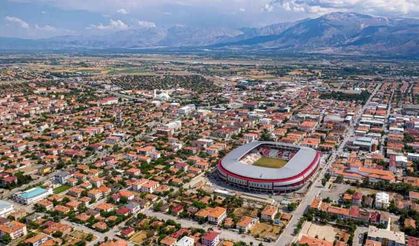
(63, 230), (96, 246)
(233, 207), (259, 218)
(250, 222), (282, 241)
(130, 231), (148, 244)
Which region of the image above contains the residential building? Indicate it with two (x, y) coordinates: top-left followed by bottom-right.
(367, 226), (405, 246)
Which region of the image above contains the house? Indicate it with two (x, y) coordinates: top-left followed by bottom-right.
(88, 189), (103, 200)
(236, 216), (258, 233)
(24, 233), (49, 246)
(67, 187), (84, 198)
(80, 182), (92, 190)
(66, 200), (81, 210)
(93, 222), (108, 231)
(261, 205), (278, 221)
(140, 180), (160, 193)
(126, 168), (141, 176)
(54, 205), (70, 214)
(175, 236), (194, 246)
(160, 236), (177, 246)
(0, 174), (17, 188)
(352, 192), (363, 206)
(95, 203), (115, 213)
(409, 191), (419, 202)
(201, 231), (220, 246)
(171, 228), (190, 239)
(120, 227), (135, 238)
(207, 207), (227, 225)
(36, 199), (53, 211)
(171, 204), (184, 216)
(126, 202), (141, 213)
(116, 207), (131, 216)
(0, 220), (27, 239)
(99, 239), (128, 246)
(408, 236), (419, 246)
(298, 235), (333, 246)
(119, 190), (135, 201)
(42, 221), (72, 235)
(75, 213), (90, 223)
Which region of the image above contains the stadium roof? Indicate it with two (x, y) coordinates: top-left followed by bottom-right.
(220, 141), (319, 181)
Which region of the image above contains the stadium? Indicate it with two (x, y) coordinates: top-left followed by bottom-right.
(217, 141), (321, 193)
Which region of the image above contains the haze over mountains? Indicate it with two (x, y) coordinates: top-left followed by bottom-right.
(1, 12), (418, 56)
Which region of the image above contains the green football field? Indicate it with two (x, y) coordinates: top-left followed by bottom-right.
(253, 157), (288, 168)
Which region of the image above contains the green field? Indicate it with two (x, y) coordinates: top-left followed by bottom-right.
(253, 157), (287, 168)
(53, 185), (71, 194)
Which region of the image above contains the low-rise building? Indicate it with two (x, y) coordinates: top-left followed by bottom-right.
(201, 231), (220, 246)
(14, 187), (53, 205)
(0, 200), (14, 217)
(175, 236), (194, 246)
(367, 226), (405, 246)
(0, 220), (27, 240)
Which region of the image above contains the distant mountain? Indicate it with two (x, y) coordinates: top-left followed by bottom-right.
(215, 12), (419, 56)
(1, 12), (419, 57)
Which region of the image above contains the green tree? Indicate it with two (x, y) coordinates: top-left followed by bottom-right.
(1, 234), (11, 244)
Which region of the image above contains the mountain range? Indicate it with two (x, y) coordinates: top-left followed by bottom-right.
(1, 12), (419, 56)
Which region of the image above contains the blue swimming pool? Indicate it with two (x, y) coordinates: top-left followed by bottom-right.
(18, 187), (48, 199)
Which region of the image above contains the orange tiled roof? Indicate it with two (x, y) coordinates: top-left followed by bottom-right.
(298, 235), (333, 246)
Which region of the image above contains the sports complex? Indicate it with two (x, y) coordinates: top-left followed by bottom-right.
(217, 141), (321, 193)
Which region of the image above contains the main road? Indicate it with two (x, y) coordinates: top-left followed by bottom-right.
(275, 84), (381, 245)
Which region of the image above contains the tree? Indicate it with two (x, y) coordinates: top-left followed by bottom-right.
(335, 175), (344, 184)
(86, 233), (94, 241)
(288, 203), (298, 211)
(1, 234), (11, 244)
(260, 129), (273, 141)
(52, 231), (63, 238)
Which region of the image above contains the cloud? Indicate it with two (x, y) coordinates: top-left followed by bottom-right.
(5, 16), (30, 29)
(266, 0), (419, 15)
(117, 8), (128, 14)
(35, 24), (56, 31)
(89, 19), (129, 30)
(137, 20), (156, 28)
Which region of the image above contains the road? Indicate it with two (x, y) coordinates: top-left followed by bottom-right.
(352, 226), (368, 246)
(275, 84), (381, 245)
(380, 90), (394, 155)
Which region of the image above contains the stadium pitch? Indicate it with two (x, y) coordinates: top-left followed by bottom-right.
(253, 157), (288, 168)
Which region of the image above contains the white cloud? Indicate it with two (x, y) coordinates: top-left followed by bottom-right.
(266, 0), (419, 15)
(35, 24), (56, 31)
(5, 16), (30, 29)
(117, 8), (128, 14)
(137, 20), (156, 28)
(89, 19), (129, 30)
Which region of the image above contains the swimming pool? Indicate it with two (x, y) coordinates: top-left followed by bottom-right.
(18, 187), (48, 199)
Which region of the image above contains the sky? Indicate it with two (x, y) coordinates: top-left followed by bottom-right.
(1, 0), (419, 39)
